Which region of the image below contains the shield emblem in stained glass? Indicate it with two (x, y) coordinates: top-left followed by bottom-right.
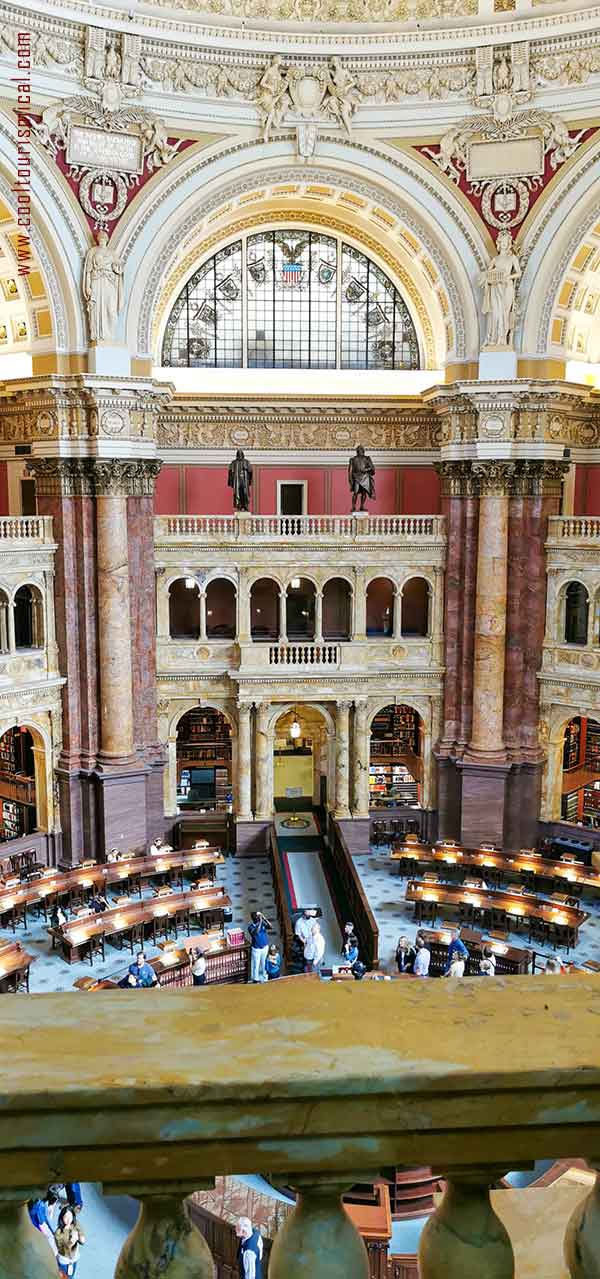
(217, 274), (240, 301)
(248, 257), (266, 284)
(192, 299), (216, 326)
(367, 303), (388, 328)
(345, 277), (367, 304)
(188, 337), (212, 360)
(373, 339), (394, 364)
(281, 263), (304, 287)
(318, 260), (336, 286)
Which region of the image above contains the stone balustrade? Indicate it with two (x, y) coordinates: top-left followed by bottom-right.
(0, 516), (54, 544)
(2, 978), (600, 1278)
(547, 516), (600, 543)
(269, 642), (340, 666)
(155, 513), (446, 545)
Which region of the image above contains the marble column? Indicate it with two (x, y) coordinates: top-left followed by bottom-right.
(334, 700), (351, 819)
(237, 702), (253, 821)
(7, 597), (15, 654)
(314, 590), (323, 645)
(461, 462), (515, 848)
(96, 488), (135, 765)
(156, 569), (169, 640)
(237, 571), (251, 642)
(255, 700), (272, 820)
(392, 586), (402, 640)
(278, 590), (287, 644)
(352, 699), (370, 818)
(352, 571), (367, 641)
(466, 464), (512, 763)
(43, 568), (59, 674)
(269, 1176), (370, 1279)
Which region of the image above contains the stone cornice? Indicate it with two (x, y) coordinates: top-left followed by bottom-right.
(7, 0), (600, 55)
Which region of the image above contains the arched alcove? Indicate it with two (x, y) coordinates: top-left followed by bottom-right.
(401, 577), (430, 637)
(366, 578), (395, 638)
(323, 578), (352, 641)
(169, 578), (201, 640)
(176, 707), (232, 812)
(369, 704), (423, 809)
(206, 578), (237, 639)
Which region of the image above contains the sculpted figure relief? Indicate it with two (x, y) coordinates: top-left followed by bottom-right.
(82, 230), (124, 342)
(228, 449), (253, 512)
(256, 55), (290, 141)
(348, 445), (376, 512)
(480, 230), (521, 348)
(324, 57), (360, 136)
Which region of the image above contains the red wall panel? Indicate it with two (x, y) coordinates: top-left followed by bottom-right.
(185, 466), (234, 514)
(0, 464), (9, 515)
(154, 466), (181, 515)
(573, 465), (587, 516)
(402, 467), (442, 514)
(576, 465), (600, 515)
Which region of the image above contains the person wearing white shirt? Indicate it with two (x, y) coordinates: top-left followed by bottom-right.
(294, 909), (315, 946)
(413, 937), (430, 977)
(236, 1218), (263, 1279)
(149, 838), (163, 857)
(304, 921), (325, 972)
(191, 948), (207, 986)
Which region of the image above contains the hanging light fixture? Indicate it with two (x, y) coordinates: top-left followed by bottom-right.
(185, 577), (196, 590)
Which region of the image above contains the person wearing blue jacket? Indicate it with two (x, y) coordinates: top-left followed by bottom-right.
(236, 1217), (264, 1279)
(265, 944), (282, 979)
(444, 928), (469, 975)
(248, 911), (270, 983)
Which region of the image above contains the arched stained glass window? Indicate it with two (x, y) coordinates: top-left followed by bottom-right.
(161, 231), (420, 371)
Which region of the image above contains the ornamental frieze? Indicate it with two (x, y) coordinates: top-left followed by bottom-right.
(156, 409), (438, 452)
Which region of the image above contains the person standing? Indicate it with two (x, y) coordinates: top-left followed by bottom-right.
(248, 911), (270, 983)
(29, 1190), (60, 1258)
(236, 1217), (264, 1279)
(191, 948), (207, 986)
(395, 935), (416, 974)
(265, 944), (282, 979)
(443, 928), (469, 976)
(413, 936), (431, 978)
(127, 951), (159, 988)
(294, 909), (315, 947)
(54, 1205), (85, 1277)
(304, 920), (325, 973)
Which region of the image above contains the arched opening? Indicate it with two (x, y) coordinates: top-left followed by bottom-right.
(0, 591), (9, 654)
(564, 582), (589, 645)
(401, 577), (429, 637)
(176, 707), (232, 813)
(169, 578), (201, 640)
(14, 584), (44, 649)
(286, 578), (315, 641)
(561, 715), (600, 827)
(369, 704), (423, 810)
(206, 578), (236, 639)
(0, 726), (37, 840)
(273, 705), (330, 812)
(366, 577), (395, 637)
(322, 578), (352, 641)
(250, 578), (280, 641)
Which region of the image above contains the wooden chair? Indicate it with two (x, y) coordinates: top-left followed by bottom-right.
(122, 921), (145, 954)
(458, 901), (474, 928)
(84, 934), (105, 966)
(528, 916), (549, 947)
(417, 899), (438, 927)
(490, 908), (508, 933)
(5, 967), (31, 994)
(68, 887), (86, 914)
(6, 903), (27, 933)
(173, 906), (191, 938)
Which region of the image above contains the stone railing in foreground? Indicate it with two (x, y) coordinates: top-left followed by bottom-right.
(547, 515), (600, 542)
(2, 977), (600, 1278)
(155, 513), (446, 545)
(0, 516), (54, 545)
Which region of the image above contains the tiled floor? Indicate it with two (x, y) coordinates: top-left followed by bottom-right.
(352, 842), (600, 971)
(6, 858), (281, 994)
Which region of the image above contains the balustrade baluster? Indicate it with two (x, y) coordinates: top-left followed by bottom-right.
(419, 1168), (514, 1279)
(111, 1181), (215, 1279)
(269, 1175), (370, 1279)
(564, 1158), (600, 1277)
(0, 1187), (57, 1279)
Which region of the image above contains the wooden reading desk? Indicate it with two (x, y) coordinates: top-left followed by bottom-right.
(405, 879), (587, 945)
(391, 841), (600, 900)
(74, 929), (249, 989)
(58, 884), (232, 964)
(0, 938), (36, 992)
(0, 848), (224, 929)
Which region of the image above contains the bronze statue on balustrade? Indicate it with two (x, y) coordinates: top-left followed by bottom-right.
(228, 449), (253, 512)
(348, 445), (376, 511)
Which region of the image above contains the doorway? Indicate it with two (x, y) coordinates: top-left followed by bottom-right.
(278, 481), (306, 516)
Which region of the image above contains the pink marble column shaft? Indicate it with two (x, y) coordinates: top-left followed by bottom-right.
(468, 494), (509, 761)
(96, 495), (135, 763)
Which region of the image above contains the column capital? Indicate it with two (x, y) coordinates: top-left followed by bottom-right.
(27, 457), (162, 497)
(435, 461), (479, 498)
(471, 460), (519, 497)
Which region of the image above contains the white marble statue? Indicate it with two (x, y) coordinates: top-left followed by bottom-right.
(82, 230), (124, 342)
(480, 230), (521, 348)
(256, 55), (290, 141)
(324, 57), (360, 136)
